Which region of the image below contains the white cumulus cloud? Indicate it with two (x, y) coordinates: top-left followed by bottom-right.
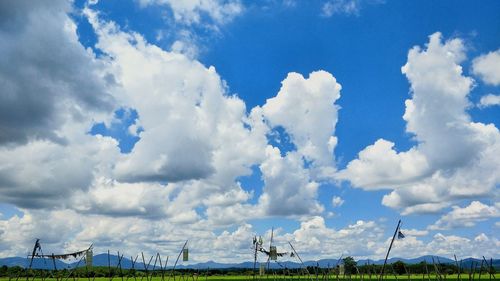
(338, 32), (500, 215)
(332, 196), (344, 207)
(262, 71), (341, 179)
(429, 201), (500, 230)
(472, 49), (500, 86)
(478, 94), (500, 108)
(138, 0), (243, 26)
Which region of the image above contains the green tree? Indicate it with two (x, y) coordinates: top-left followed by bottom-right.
(0, 265), (8, 277)
(392, 261), (406, 275)
(343, 256), (357, 275)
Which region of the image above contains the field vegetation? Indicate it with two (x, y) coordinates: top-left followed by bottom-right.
(1, 255), (496, 281)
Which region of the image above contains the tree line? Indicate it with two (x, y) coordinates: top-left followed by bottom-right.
(0, 257), (496, 278)
(340, 257), (497, 276)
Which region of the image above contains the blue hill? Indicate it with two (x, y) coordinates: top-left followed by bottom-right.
(0, 257), (70, 269)
(1, 254), (498, 270)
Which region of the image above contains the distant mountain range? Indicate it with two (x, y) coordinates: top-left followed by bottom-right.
(1, 254), (498, 270)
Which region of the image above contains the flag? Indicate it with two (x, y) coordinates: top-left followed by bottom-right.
(397, 230), (405, 239)
(269, 246), (277, 260)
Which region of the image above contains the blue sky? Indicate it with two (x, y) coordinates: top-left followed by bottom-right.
(0, 0), (499, 261)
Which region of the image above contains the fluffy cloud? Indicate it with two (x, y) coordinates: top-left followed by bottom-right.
(0, 136), (119, 209)
(0, 0), (114, 145)
(322, 0), (361, 17)
(387, 232), (500, 259)
(429, 201), (500, 230)
(257, 147), (323, 217)
(137, 0), (243, 57)
(472, 49), (500, 86)
(321, 0), (383, 17)
(478, 94), (500, 108)
(1, 0), (342, 232)
(0, 0), (265, 222)
(338, 32), (500, 215)
(250, 70), (343, 217)
(262, 71), (341, 178)
(2, 1), (497, 262)
(1, 210), (499, 261)
(332, 196), (344, 207)
(282, 217), (384, 259)
(137, 0), (243, 26)
(0, 1), (346, 253)
(337, 139), (429, 188)
(257, 216), (498, 260)
(84, 8), (268, 187)
(0, 0), (123, 209)
(400, 228), (428, 237)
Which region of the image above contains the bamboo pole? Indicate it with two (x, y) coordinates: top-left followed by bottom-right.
(478, 259), (484, 281)
(172, 241), (189, 281)
(431, 257), (441, 281)
(424, 261), (430, 281)
(117, 252), (124, 281)
(158, 254), (166, 281)
(84, 255), (90, 281)
(267, 228), (275, 281)
(454, 255), (461, 281)
(52, 254), (58, 281)
(150, 253), (159, 281)
(108, 250), (112, 281)
(288, 242), (312, 281)
(379, 220), (401, 281)
(469, 261), (474, 281)
(132, 255), (139, 281)
(253, 236), (259, 281)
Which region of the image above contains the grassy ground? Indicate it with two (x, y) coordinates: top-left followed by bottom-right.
(1, 275), (496, 281)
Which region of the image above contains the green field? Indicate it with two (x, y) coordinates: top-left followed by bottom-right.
(1, 274), (496, 281)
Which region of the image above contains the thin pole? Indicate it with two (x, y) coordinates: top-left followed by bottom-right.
(267, 228), (275, 280)
(253, 237), (259, 281)
(470, 261), (475, 281)
(489, 257), (495, 280)
(131, 255), (138, 281)
(454, 255), (461, 281)
(172, 241), (189, 281)
(117, 252), (124, 281)
(84, 255), (90, 281)
(27, 239), (41, 281)
(28, 240), (39, 269)
(379, 220), (401, 281)
(150, 253), (159, 281)
(158, 254), (165, 281)
(478, 259), (484, 281)
(424, 261), (430, 281)
(164, 256), (169, 281)
(482, 257), (491, 281)
(459, 260), (463, 281)
(141, 253), (147, 281)
(52, 254), (58, 281)
(437, 257), (444, 281)
(431, 256), (441, 281)
(108, 250), (112, 281)
(141, 253), (153, 281)
(288, 242), (312, 281)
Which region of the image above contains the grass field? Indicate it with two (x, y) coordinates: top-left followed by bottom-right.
(1, 274), (496, 281)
